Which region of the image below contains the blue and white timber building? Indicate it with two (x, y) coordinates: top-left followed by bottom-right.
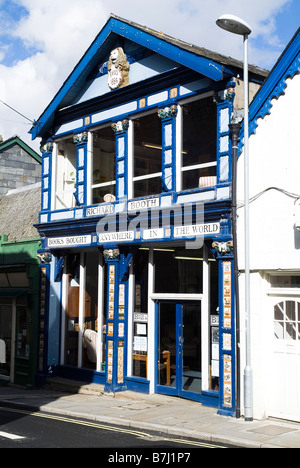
(31, 15), (267, 416)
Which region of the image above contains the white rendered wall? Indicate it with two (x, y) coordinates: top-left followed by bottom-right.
(236, 73), (300, 420)
(237, 74), (300, 271)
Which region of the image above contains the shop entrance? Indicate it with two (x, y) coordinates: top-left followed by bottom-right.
(0, 300), (15, 384)
(156, 301), (202, 399)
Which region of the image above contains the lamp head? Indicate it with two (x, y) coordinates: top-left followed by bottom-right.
(216, 14), (252, 36)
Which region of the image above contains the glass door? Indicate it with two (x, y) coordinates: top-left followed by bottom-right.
(157, 301), (201, 399)
(182, 303), (201, 395)
(157, 303), (177, 392)
(0, 300), (15, 383)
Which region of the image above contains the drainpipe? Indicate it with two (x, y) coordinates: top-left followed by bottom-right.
(229, 121), (242, 418)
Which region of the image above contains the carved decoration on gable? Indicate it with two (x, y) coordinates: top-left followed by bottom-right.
(108, 47), (130, 90)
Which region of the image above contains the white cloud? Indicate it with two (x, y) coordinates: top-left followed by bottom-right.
(0, 0), (294, 151)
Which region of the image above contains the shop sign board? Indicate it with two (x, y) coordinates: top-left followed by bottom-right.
(47, 235), (92, 248)
(46, 222), (221, 249)
(86, 205), (114, 217)
(128, 198), (160, 211)
(174, 222), (220, 238)
(99, 231), (134, 243)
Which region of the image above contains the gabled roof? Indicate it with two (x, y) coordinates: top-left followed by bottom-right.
(238, 27), (300, 153)
(0, 135), (41, 163)
(30, 14), (268, 142)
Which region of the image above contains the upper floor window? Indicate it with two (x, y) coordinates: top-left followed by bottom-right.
(133, 112), (162, 198)
(92, 126), (116, 204)
(181, 97), (217, 191)
(52, 94), (219, 212)
(55, 136), (77, 210)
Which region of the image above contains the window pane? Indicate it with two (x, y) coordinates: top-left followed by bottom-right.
(92, 184), (116, 204)
(56, 137), (77, 209)
(133, 113), (162, 197)
(64, 254), (80, 366)
(154, 248), (203, 294)
(286, 301), (296, 322)
(158, 303), (176, 387)
(82, 252), (99, 370)
(134, 177), (161, 198)
(274, 303), (284, 321)
(274, 320), (284, 339)
(182, 165), (216, 190)
(286, 322), (296, 340)
(182, 97), (216, 190)
(16, 306), (30, 358)
(132, 250), (148, 379)
(92, 126), (116, 204)
(270, 275), (300, 288)
(182, 303), (201, 394)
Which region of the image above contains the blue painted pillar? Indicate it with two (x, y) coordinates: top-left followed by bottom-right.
(158, 105), (177, 192)
(212, 242), (236, 416)
(103, 247), (128, 393)
(73, 132), (88, 206)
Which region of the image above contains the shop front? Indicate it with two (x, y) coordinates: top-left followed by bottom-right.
(40, 210), (235, 413)
(0, 237), (41, 389)
(31, 15), (267, 415)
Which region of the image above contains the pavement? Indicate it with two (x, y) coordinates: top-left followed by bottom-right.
(0, 378), (300, 448)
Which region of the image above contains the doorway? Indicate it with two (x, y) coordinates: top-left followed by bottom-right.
(156, 301), (201, 399)
(0, 299), (16, 384)
(268, 295), (300, 421)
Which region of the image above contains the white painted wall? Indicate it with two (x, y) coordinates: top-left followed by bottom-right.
(236, 73), (300, 420)
(237, 74), (300, 271)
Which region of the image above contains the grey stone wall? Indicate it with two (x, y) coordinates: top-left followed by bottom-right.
(0, 144), (41, 200)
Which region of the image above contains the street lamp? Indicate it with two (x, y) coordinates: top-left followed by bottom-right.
(216, 14), (253, 421)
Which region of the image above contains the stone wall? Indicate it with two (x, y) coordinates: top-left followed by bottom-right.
(0, 144), (41, 200)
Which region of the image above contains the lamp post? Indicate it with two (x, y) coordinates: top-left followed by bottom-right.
(216, 14), (253, 421)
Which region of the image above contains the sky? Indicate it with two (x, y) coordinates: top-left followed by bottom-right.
(0, 0), (299, 152)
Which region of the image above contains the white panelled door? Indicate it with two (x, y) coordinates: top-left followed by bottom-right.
(269, 296), (300, 422)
